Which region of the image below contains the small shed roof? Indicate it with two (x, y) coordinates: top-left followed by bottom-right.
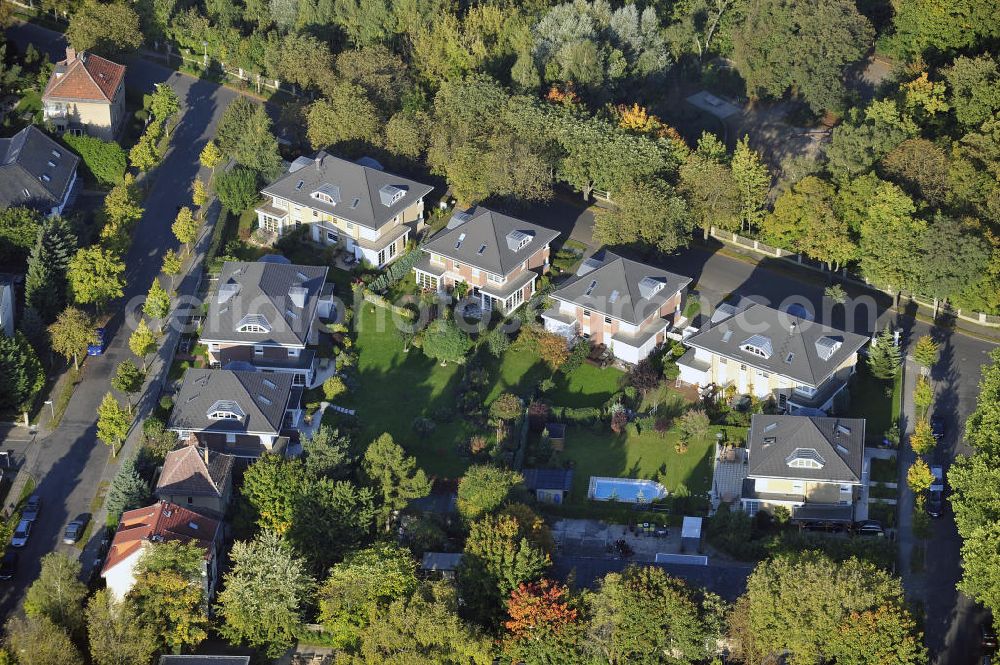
(421, 552), (463, 572)
(522, 468), (574, 492)
(682, 516), (703, 540)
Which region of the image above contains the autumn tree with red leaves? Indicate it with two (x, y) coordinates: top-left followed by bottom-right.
(505, 579), (578, 637)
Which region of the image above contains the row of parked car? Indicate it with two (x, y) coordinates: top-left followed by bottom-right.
(2, 495), (90, 582)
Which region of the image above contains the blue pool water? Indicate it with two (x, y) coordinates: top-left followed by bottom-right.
(588, 477), (667, 503)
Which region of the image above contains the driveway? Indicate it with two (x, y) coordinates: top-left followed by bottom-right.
(0, 21), (243, 618)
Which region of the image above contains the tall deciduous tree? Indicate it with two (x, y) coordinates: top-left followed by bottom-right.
(457, 464), (523, 522)
(857, 180), (924, 294)
(915, 215), (990, 305)
(503, 578), (583, 662)
(199, 140), (223, 174)
(0, 207), (41, 268)
(594, 177), (692, 253)
(363, 433), (430, 530)
(943, 56), (1000, 129)
(730, 137), (770, 233)
(67, 246), (125, 311)
(216, 530), (315, 658)
(23, 553), (88, 634)
(306, 83), (382, 149)
(48, 306), (92, 370)
(171, 206), (199, 251)
(913, 335), (940, 371)
(458, 513), (551, 626)
(129, 319), (157, 370)
(129, 544), (208, 654)
(161, 249), (182, 290)
(732, 0), (873, 113)
(111, 359), (144, 414)
(887, 0), (999, 62)
(213, 167), (259, 214)
(729, 553), (923, 664)
(96, 392), (130, 455)
(215, 97), (282, 179)
(6, 616), (83, 665)
(317, 543), (418, 647)
(907, 458), (934, 494)
(85, 590), (158, 665)
(66, 0), (143, 56)
(763, 176), (856, 270)
(679, 134), (742, 238)
(420, 317), (473, 365)
(143, 278), (171, 324)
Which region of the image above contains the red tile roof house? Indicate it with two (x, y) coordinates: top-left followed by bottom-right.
(413, 207), (560, 315)
(541, 250), (691, 364)
(41, 48), (126, 140)
(101, 501), (221, 602)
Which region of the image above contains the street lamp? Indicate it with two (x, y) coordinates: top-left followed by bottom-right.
(44, 399), (54, 419)
(202, 41), (208, 68)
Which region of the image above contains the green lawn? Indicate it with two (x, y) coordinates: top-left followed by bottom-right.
(847, 363), (901, 444)
(558, 424), (741, 504)
(483, 349), (624, 407)
(343, 304), (472, 478)
(870, 457), (897, 484)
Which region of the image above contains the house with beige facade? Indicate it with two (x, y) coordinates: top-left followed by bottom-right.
(255, 152), (433, 268)
(677, 302), (869, 414)
(200, 260), (334, 388)
(155, 446), (235, 518)
(541, 251), (691, 364)
(167, 369), (300, 459)
(42, 48), (126, 139)
(740, 414), (866, 524)
(101, 501), (221, 601)
(414, 207), (559, 315)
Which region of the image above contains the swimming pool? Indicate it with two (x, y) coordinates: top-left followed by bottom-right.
(588, 477), (668, 503)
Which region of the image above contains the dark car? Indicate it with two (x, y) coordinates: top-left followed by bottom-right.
(87, 328), (106, 356)
(983, 620), (999, 653)
(63, 514), (90, 545)
(22, 494), (40, 522)
(926, 488), (944, 518)
(854, 520), (885, 537)
(931, 415), (946, 440)
(0, 552), (17, 581)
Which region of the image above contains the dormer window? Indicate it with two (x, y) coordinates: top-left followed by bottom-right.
(207, 400), (245, 421)
(236, 314), (271, 333)
(311, 183), (341, 205)
(506, 230), (532, 252)
(637, 276), (665, 299)
(786, 448), (825, 469)
(378, 184), (406, 206)
(815, 336), (843, 361)
(740, 335), (773, 359)
(40, 174), (50, 182)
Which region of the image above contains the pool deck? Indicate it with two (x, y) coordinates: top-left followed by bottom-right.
(552, 518), (699, 560)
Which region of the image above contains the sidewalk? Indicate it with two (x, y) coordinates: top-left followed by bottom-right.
(897, 358), (919, 588)
(80, 201), (220, 568)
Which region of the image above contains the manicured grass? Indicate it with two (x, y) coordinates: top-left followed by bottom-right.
(848, 363), (901, 444)
(870, 457), (897, 484)
(867, 501), (896, 528)
(559, 424), (732, 504)
(483, 352), (624, 407)
(343, 304), (472, 478)
(868, 483), (898, 500)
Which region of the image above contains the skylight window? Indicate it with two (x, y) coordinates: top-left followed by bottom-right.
(785, 352), (795, 364)
(763, 422), (777, 433)
(295, 180), (304, 190)
(477, 244), (487, 255)
(721, 329), (733, 343)
(50, 149), (61, 158)
(40, 174), (50, 182)
(47, 160), (56, 168)
(609, 290), (619, 303)
(263, 379), (276, 390)
(455, 233), (466, 250)
(584, 280), (598, 296)
(258, 395), (272, 406)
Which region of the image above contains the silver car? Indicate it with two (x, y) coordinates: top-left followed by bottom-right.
(11, 520), (31, 548)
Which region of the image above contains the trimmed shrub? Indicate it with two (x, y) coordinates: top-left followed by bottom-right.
(63, 134), (126, 187)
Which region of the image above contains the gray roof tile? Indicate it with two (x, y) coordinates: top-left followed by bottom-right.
(684, 303), (868, 386)
(261, 152), (433, 231)
(167, 369), (292, 435)
(201, 261), (327, 347)
(0, 126), (79, 210)
(549, 251), (691, 326)
(422, 207), (560, 276)
(747, 414), (865, 484)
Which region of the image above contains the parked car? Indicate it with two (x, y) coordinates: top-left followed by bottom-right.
(11, 519), (31, 547)
(983, 619), (998, 654)
(931, 415), (946, 440)
(926, 488), (944, 518)
(854, 520), (885, 537)
(22, 494), (40, 522)
(63, 514), (90, 545)
(0, 552), (17, 581)
(87, 328), (106, 356)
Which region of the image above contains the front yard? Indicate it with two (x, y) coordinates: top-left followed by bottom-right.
(847, 362), (902, 445)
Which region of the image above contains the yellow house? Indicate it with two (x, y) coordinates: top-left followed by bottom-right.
(740, 414), (866, 525)
(42, 48), (126, 140)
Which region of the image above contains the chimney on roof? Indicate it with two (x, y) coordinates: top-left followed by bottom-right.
(65, 47), (77, 63)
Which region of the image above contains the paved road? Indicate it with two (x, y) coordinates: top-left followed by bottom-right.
(1, 21), (240, 617)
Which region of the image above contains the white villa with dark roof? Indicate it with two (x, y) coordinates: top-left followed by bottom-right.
(541, 250), (691, 364)
(739, 414), (866, 524)
(255, 151), (433, 267)
(677, 302), (869, 413)
(413, 207), (559, 314)
(0, 126), (79, 216)
(200, 260), (334, 387)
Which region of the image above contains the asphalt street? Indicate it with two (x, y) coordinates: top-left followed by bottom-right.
(2, 21), (240, 617)
(5, 20), (1000, 664)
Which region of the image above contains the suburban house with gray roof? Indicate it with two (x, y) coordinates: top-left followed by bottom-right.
(0, 125), (79, 216)
(155, 446), (235, 518)
(200, 260), (334, 388)
(541, 250), (691, 364)
(255, 151), (433, 268)
(414, 207), (560, 314)
(677, 303), (869, 414)
(167, 369), (300, 458)
(740, 414), (866, 524)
